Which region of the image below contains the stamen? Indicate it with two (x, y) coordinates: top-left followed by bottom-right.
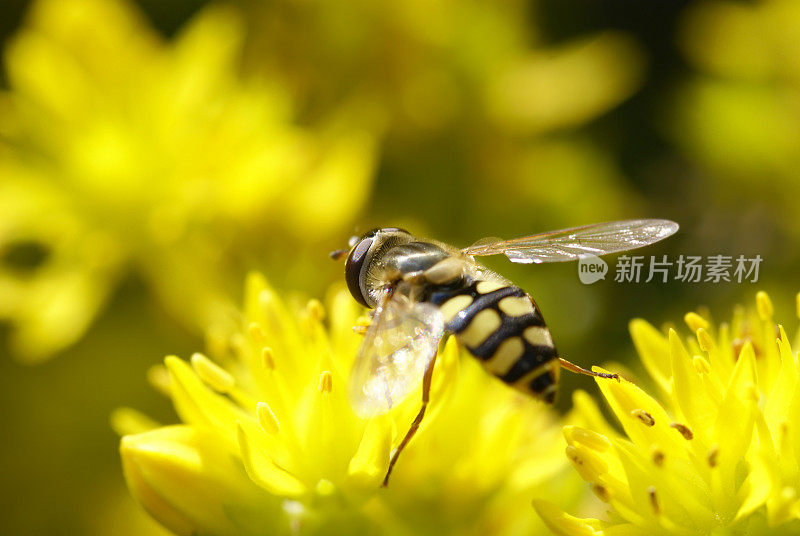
(564, 426), (611, 452)
(670, 422), (694, 440)
(565, 445), (608, 480)
(248, 322), (266, 344)
(649, 486), (660, 514)
(696, 328), (715, 351)
(707, 445), (719, 467)
(651, 448), (665, 467)
(256, 402), (280, 434)
(796, 292), (800, 320)
(191, 353), (235, 393)
(631, 409), (655, 426)
(318, 371), (332, 393)
(307, 299), (325, 321)
(591, 483), (610, 502)
(262, 347), (275, 370)
(684, 312), (709, 332)
(692, 355), (711, 374)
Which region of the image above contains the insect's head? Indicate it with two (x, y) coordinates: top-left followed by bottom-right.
(334, 227), (411, 308)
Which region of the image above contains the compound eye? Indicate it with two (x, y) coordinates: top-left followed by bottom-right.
(345, 236), (373, 307)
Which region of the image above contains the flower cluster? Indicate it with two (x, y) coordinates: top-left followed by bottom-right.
(536, 291), (800, 535)
(0, 0), (376, 361)
(118, 273), (584, 536)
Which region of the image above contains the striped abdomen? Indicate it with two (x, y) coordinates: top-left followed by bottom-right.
(429, 278), (560, 403)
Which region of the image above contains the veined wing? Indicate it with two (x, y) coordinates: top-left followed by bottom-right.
(462, 219), (678, 264)
(348, 289), (444, 418)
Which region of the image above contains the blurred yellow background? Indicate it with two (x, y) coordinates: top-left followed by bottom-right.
(0, 0), (798, 534)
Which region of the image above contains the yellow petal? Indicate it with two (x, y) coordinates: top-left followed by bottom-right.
(756, 291), (773, 321)
(669, 330), (718, 444)
(735, 444), (773, 521)
(570, 390), (619, 439)
(347, 417), (392, 488)
(121, 425), (273, 536)
(165, 356), (248, 445)
(565, 443), (609, 482)
(712, 342), (758, 493)
(191, 352), (235, 393)
(764, 325), (798, 428)
(237, 423), (307, 498)
(533, 499), (608, 536)
(593, 367), (686, 457)
(629, 319), (671, 396)
(111, 407), (160, 436)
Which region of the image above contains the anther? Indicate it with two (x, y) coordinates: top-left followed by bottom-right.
(684, 312), (709, 332)
(248, 322), (266, 343)
(692, 355), (711, 374)
(261, 347), (275, 370)
(592, 484), (610, 502)
(631, 409), (655, 426)
(707, 445), (719, 467)
(318, 371), (332, 393)
(564, 426), (611, 452)
(670, 422), (694, 440)
(649, 487), (660, 514)
(697, 328), (715, 352)
(652, 448), (665, 467)
(308, 299), (325, 321)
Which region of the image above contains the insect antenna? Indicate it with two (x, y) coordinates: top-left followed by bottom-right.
(558, 357), (619, 380)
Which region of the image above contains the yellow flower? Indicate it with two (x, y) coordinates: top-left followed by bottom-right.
(118, 273), (582, 535)
(535, 291), (800, 535)
(0, 0), (376, 361)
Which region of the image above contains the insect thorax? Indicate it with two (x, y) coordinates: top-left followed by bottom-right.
(366, 237), (559, 403)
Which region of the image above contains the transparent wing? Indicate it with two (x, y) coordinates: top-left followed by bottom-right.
(462, 219), (679, 264)
(348, 290), (444, 418)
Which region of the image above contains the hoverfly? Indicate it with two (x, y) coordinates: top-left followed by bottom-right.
(330, 219), (679, 486)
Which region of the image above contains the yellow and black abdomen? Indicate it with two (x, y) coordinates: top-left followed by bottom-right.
(429, 278), (560, 403)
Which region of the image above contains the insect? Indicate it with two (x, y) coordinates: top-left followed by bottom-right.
(330, 219), (679, 486)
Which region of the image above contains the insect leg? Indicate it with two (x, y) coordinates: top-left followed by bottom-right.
(382, 349), (438, 488)
(558, 357), (620, 381)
